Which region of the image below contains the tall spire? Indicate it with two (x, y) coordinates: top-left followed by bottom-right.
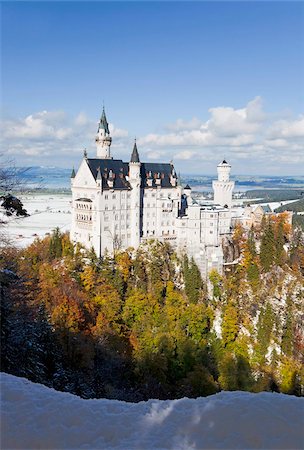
(98, 107), (110, 135)
(130, 139), (140, 163)
(96, 107), (112, 159)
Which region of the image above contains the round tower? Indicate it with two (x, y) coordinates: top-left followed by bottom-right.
(212, 160), (234, 208)
(95, 107), (112, 159)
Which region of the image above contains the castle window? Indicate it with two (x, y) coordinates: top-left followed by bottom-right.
(113, 194), (116, 199)
(104, 226), (109, 231)
(105, 205), (108, 210)
(113, 205), (116, 210)
(104, 216), (109, 222)
(210, 222), (213, 226)
(122, 193), (125, 199)
(210, 230), (213, 234)
(127, 193), (131, 199)
(152, 193), (156, 198)
(115, 214), (118, 221)
(105, 195), (108, 200)
(115, 224), (118, 230)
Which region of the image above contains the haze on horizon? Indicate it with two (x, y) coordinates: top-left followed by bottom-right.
(1, 1), (304, 176)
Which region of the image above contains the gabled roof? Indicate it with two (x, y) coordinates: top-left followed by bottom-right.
(85, 158), (177, 190)
(141, 163), (176, 189)
(86, 158), (131, 190)
(262, 204), (272, 213)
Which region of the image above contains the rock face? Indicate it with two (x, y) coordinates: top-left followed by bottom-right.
(222, 235), (240, 263)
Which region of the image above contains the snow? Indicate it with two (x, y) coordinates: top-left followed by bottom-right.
(251, 199), (300, 212)
(1, 373), (303, 450)
(0, 194), (71, 247)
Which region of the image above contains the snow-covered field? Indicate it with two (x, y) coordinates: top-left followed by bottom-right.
(1, 194), (71, 247)
(1, 373), (303, 450)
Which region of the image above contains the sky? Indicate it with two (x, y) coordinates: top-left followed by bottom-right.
(1, 1), (304, 175)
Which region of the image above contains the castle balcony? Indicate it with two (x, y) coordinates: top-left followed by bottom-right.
(76, 221), (92, 230)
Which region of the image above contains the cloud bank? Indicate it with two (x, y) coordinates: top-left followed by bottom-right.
(1, 97), (303, 174)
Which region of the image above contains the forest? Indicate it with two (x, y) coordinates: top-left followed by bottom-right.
(1, 213), (304, 401)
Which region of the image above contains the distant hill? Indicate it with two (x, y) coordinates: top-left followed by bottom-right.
(275, 198), (304, 213)
(246, 189), (304, 202)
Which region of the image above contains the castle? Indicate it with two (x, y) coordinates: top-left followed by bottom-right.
(70, 108), (234, 276)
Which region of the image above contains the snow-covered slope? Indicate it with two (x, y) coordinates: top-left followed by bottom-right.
(1, 373), (303, 450)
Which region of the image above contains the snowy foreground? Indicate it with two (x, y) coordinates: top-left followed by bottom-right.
(1, 373), (303, 450)
(1, 194), (71, 247)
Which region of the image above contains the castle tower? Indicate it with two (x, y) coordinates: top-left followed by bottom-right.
(212, 160), (234, 208)
(95, 107), (112, 159)
(129, 140), (141, 248)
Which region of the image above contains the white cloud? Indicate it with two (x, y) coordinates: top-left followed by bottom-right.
(175, 150), (198, 160)
(109, 123), (129, 139)
(137, 97), (304, 169)
(166, 117), (202, 131)
(1, 98), (303, 174)
(3, 111), (72, 140)
(74, 112), (89, 127)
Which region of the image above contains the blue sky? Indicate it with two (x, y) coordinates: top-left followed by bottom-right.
(1, 1), (304, 175)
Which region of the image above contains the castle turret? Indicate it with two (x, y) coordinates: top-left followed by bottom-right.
(212, 160), (234, 208)
(184, 184), (193, 205)
(95, 107), (112, 159)
(129, 140), (141, 248)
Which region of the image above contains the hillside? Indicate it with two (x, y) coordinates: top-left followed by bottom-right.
(1, 372), (303, 450)
(1, 215), (303, 401)
(275, 198), (304, 213)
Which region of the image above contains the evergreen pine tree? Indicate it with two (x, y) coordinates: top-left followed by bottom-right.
(183, 257), (203, 304)
(260, 220), (275, 272)
(49, 227), (63, 259)
(255, 303), (274, 365)
(281, 310), (293, 357)
(275, 219), (285, 266)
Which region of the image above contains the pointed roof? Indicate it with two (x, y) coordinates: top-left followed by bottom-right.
(184, 184), (191, 190)
(98, 107), (110, 135)
(130, 140), (140, 163)
(71, 167), (76, 178)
